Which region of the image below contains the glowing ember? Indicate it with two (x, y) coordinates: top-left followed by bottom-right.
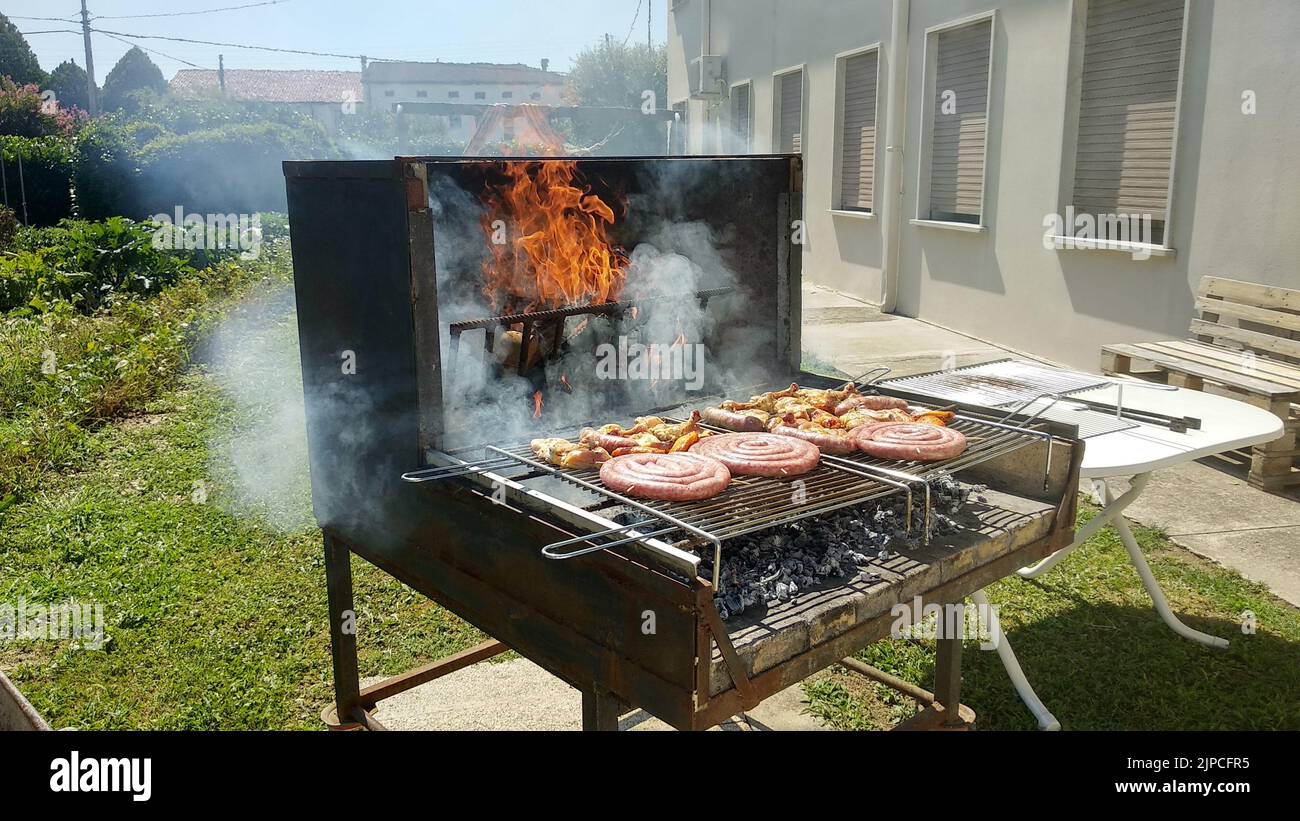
(480, 160), (628, 311)
(532, 390), (543, 419)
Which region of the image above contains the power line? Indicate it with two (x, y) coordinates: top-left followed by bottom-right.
(90, 27), (379, 62)
(9, 15), (82, 23)
(622, 0), (643, 47)
(97, 30), (209, 70)
(93, 1), (292, 20)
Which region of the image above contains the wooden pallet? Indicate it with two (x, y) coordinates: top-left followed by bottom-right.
(1101, 276), (1300, 492)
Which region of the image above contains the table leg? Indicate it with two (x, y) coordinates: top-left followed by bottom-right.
(1102, 482), (1231, 650)
(1018, 475), (1150, 579)
(973, 589), (1060, 731)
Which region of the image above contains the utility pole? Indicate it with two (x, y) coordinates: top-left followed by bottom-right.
(648, 0), (653, 50)
(218, 54), (226, 93)
(80, 0), (99, 116)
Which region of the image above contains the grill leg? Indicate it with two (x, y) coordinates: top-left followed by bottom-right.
(933, 635), (963, 727)
(581, 687), (624, 731)
(324, 533), (362, 726)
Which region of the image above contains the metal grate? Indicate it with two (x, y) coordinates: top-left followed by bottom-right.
(408, 411), (1054, 587)
(880, 359), (1138, 438)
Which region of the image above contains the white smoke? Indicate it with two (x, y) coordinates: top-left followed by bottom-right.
(202, 286), (314, 533)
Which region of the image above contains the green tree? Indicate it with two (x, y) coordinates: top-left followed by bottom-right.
(0, 14), (46, 87)
(102, 47), (166, 112)
(566, 40), (666, 112)
(48, 59), (91, 113)
(563, 39), (667, 152)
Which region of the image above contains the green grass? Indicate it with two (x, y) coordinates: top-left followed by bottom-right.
(0, 375), (487, 729)
(805, 504), (1300, 730)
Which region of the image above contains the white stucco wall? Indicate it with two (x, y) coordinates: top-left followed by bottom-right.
(669, 0), (1300, 369)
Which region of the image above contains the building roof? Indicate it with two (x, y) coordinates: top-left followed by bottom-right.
(169, 69), (362, 104)
(363, 61), (565, 86)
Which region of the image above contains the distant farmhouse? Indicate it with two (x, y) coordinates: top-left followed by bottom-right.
(168, 60), (567, 144)
(361, 60), (566, 143)
(169, 69), (362, 134)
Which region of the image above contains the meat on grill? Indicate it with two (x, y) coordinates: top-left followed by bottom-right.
(598, 452), (731, 501)
(834, 394), (911, 415)
(766, 415), (858, 455)
(851, 422), (968, 462)
(701, 407), (769, 431)
(530, 438), (612, 469)
(690, 432), (821, 478)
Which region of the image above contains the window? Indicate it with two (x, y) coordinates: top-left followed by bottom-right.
(920, 16), (993, 225)
(502, 91), (513, 99)
(416, 90), (428, 98)
(530, 92), (542, 101)
(730, 82), (751, 151)
(1068, 0), (1186, 246)
(383, 90), (394, 97)
(474, 91), (486, 100)
(835, 48), (879, 213)
(774, 68), (804, 153)
(448, 90), (460, 99)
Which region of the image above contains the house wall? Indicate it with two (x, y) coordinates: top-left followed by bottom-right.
(668, 0), (1300, 369)
(363, 81), (566, 142)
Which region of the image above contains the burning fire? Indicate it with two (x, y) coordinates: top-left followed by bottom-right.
(532, 390), (544, 419)
(480, 161), (628, 311)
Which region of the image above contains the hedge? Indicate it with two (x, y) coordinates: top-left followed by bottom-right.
(135, 121), (338, 215)
(0, 136), (74, 226)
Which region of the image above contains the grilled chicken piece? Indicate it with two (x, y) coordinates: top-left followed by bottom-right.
(648, 410), (702, 442)
(838, 407), (915, 429)
(721, 383), (800, 413)
(529, 438), (611, 469)
(794, 382), (861, 412)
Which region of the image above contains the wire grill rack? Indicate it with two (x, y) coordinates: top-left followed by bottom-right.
(404, 411), (1055, 588)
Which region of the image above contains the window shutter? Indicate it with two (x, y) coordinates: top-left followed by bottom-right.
(928, 19), (991, 222)
(839, 51), (878, 211)
(732, 83), (751, 150)
(778, 71), (803, 153)
(1072, 0), (1184, 239)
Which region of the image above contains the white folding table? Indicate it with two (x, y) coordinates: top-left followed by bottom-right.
(980, 380), (1285, 730)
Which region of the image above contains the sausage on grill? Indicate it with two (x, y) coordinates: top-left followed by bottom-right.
(834, 394), (911, 416)
(598, 452), (731, 501)
(701, 406), (769, 432)
(851, 422), (967, 462)
(689, 432), (820, 478)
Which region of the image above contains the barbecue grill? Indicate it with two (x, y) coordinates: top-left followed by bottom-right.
(283, 155), (1083, 731)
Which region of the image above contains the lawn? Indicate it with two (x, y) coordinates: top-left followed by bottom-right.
(805, 503), (1300, 730)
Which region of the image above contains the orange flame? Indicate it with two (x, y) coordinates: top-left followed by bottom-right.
(480, 161), (628, 311)
(532, 390), (543, 419)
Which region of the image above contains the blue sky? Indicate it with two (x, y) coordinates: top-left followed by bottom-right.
(9, 0), (666, 78)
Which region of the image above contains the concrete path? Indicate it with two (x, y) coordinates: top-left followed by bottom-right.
(364, 660), (828, 731)
(802, 283), (1300, 607)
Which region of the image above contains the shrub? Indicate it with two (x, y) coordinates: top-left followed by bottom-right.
(0, 205), (16, 249)
(0, 217), (199, 313)
(0, 135), (74, 225)
(0, 77), (85, 138)
(72, 118), (143, 220)
(136, 122), (337, 214)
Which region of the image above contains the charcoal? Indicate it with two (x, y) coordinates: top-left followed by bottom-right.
(697, 477), (981, 620)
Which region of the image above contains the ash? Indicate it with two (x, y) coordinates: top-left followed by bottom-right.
(700, 473), (987, 621)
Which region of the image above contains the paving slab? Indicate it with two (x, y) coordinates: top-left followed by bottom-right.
(366, 658), (828, 731)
